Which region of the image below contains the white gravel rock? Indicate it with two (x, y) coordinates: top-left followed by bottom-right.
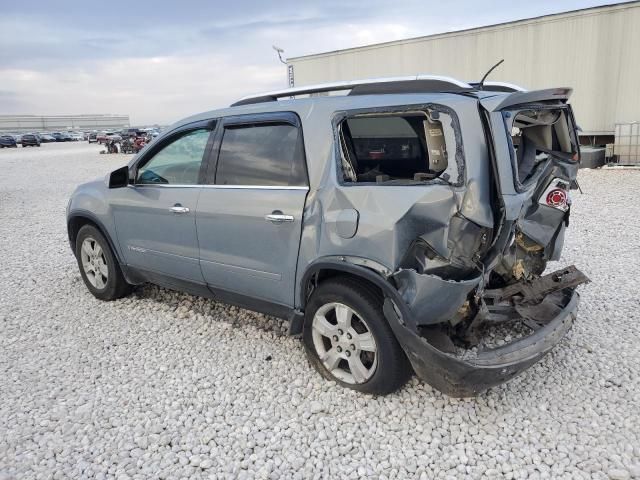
(609, 469), (631, 480)
(0, 143), (639, 479)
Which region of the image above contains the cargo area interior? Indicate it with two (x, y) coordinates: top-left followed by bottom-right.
(338, 110), (457, 184)
(510, 107), (579, 183)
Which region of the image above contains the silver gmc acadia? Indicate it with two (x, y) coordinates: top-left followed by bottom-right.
(67, 76), (589, 396)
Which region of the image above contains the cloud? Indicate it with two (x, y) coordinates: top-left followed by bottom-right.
(0, 0), (612, 124)
(0, 54), (284, 125)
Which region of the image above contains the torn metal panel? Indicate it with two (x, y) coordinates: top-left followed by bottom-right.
(484, 265), (589, 304)
(392, 269), (482, 325)
(445, 214), (492, 267)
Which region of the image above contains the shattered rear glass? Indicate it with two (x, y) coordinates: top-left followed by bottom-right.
(506, 106), (579, 184)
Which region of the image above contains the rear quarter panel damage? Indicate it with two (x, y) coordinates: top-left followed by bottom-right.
(294, 96), (495, 313)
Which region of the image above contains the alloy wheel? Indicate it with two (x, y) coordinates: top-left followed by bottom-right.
(80, 237), (109, 289)
(311, 302), (378, 384)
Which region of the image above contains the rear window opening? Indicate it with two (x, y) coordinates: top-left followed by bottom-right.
(508, 107), (579, 184)
(337, 109), (460, 185)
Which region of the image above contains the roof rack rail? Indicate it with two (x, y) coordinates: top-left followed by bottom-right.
(469, 81), (528, 92)
(231, 75), (474, 107)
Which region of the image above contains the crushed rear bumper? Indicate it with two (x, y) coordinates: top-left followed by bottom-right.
(384, 280), (581, 397)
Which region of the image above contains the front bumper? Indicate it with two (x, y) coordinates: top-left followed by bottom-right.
(384, 288), (579, 397)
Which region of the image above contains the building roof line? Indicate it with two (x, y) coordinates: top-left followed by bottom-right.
(287, 1), (640, 62)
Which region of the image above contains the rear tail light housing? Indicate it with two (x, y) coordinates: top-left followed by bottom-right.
(539, 178), (570, 212)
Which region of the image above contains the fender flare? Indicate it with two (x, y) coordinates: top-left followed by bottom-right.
(298, 260), (416, 329)
(67, 210), (123, 264)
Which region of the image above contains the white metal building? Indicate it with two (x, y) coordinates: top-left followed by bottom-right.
(0, 114), (130, 133)
(288, 1), (640, 138)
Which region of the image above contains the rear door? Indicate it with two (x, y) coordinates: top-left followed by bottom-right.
(196, 112), (308, 307)
(112, 122), (214, 283)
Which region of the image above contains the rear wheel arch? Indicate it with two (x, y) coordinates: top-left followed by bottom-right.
(301, 264), (385, 310)
(299, 261), (417, 330)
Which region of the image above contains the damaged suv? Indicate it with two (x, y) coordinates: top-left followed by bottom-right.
(67, 76), (588, 396)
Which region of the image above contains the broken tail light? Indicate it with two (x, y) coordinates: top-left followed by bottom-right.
(539, 178), (570, 212)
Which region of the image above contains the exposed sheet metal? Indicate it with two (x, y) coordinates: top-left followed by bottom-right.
(392, 269), (482, 325)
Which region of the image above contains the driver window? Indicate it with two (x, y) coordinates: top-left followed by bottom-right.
(137, 129), (210, 185)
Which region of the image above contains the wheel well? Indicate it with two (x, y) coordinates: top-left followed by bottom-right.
(304, 268), (384, 307)
(67, 216), (119, 262)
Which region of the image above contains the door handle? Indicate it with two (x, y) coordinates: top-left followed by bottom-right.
(265, 213), (294, 223)
(170, 205), (190, 214)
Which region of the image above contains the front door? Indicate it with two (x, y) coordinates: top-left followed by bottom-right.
(196, 113), (308, 307)
(112, 125), (213, 283)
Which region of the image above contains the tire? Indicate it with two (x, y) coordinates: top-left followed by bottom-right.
(303, 277), (412, 395)
(75, 224), (131, 301)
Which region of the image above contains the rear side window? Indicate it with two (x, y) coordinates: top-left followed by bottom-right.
(337, 108), (461, 185)
(215, 123), (306, 186)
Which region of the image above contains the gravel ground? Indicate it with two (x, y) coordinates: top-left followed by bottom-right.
(1, 143), (639, 480)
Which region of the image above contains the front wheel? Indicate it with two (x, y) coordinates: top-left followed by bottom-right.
(303, 277), (412, 395)
(75, 225), (131, 300)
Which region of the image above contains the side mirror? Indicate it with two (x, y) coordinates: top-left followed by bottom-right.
(108, 166), (130, 188)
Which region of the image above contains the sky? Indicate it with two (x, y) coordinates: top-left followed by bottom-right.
(0, 0), (618, 125)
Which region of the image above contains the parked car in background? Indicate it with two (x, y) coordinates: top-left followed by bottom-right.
(39, 134), (56, 143)
(122, 128), (146, 139)
(0, 135), (18, 148)
(52, 132), (72, 142)
(88, 132), (98, 143)
(12, 134), (22, 143)
(67, 76), (588, 397)
(105, 132), (122, 142)
(97, 132), (108, 144)
(69, 132), (84, 141)
(21, 134), (41, 147)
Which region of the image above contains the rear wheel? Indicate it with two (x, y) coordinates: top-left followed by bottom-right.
(303, 277), (412, 394)
(75, 225), (131, 300)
